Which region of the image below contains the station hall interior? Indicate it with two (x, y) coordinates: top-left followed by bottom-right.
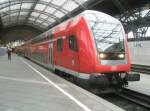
(0, 0), (150, 111)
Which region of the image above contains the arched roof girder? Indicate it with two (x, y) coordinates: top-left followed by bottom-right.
(3, 18), (48, 30)
(0, 0), (69, 14)
(3, 15), (52, 25)
(0, 0), (89, 30)
(4, 23), (44, 31)
(1, 9), (60, 22)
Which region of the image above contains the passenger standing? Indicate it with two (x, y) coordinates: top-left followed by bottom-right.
(7, 48), (11, 60)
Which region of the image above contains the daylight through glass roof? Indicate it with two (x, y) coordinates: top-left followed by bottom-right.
(0, 0), (89, 30)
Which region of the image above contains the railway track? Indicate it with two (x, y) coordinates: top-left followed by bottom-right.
(116, 88), (150, 110)
(131, 64), (150, 74)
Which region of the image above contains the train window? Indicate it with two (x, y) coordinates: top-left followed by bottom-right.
(57, 38), (63, 52)
(49, 33), (53, 39)
(69, 36), (77, 51)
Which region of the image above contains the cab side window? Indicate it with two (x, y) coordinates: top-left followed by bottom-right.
(57, 38), (63, 52)
(69, 35), (77, 51)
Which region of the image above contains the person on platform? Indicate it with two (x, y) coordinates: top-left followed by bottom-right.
(7, 48), (12, 60)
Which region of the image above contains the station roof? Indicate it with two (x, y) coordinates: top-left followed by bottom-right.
(0, 0), (93, 31)
(0, 0), (149, 33)
(0, 0), (149, 43)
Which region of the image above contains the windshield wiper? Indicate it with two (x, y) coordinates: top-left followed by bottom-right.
(98, 24), (120, 42)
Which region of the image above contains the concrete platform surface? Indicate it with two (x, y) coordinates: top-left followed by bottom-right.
(128, 73), (150, 96)
(0, 53), (124, 111)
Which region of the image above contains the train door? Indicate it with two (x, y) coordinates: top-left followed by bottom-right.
(48, 43), (54, 69)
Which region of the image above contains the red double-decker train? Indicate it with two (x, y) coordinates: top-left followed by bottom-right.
(16, 10), (140, 92)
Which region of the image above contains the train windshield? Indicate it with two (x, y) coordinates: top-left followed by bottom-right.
(84, 11), (125, 53)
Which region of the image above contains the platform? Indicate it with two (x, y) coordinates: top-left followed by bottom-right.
(128, 73), (150, 96)
(0, 53), (124, 111)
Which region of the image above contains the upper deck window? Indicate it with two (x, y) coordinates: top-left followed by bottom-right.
(69, 35), (78, 51)
(57, 38), (63, 52)
(83, 12), (125, 53)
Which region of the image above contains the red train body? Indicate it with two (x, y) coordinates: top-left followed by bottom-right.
(16, 10), (140, 92)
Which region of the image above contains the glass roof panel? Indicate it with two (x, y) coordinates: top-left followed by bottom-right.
(146, 27), (150, 36)
(2, 15), (9, 19)
(10, 20), (17, 23)
(31, 12), (40, 17)
(47, 17), (55, 23)
(27, 22), (44, 29)
(10, 4), (21, 10)
(0, 3), (8, 9)
(10, 16), (17, 20)
(0, 0), (8, 3)
(19, 12), (28, 16)
(10, 19), (17, 22)
(75, 0), (87, 4)
(44, 20), (51, 25)
(0, 7), (9, 13)
(32, 22), (44, 27)
(30, 22), (46, 28)
(21, 3), (33, 9)
(36, 19), (43, 23)
(28, 21), (37, 25)
(52, 0), (66, 6)
(54, 11), (65, 18)
(128, 31), (134, 38)
(28, 20), (33, 24)
(83, 0), (88, 2)
(45, 6), (56, 14)
(41, 24), (47, 28)
(63, 1), (78, 11)
(39, 25), (47, 29)
(11, 13), (19, 16)
(35, 4), (46, 11)
(2, 18), (9, 23)
(40, 0), (51, 3)
(141, 9), (150, 17)
(29, 17), (36, 21)
(39, 14), (48, 19)
(19, 18), (25, 20)
(42, 22), (49, 26)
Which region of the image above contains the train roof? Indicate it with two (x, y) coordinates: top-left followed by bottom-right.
(80, 10), (121, 24)
(29, 10), (121, 44)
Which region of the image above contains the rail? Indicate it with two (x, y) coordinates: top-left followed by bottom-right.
(131, 64), (150, 74)
(117, 88), (150, 109)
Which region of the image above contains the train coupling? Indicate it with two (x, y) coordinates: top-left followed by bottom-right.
(125, 72), (140, 81)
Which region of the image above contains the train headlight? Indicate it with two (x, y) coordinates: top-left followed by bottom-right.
(118, 53), (125, 59)
(99, 53), (107, 59)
